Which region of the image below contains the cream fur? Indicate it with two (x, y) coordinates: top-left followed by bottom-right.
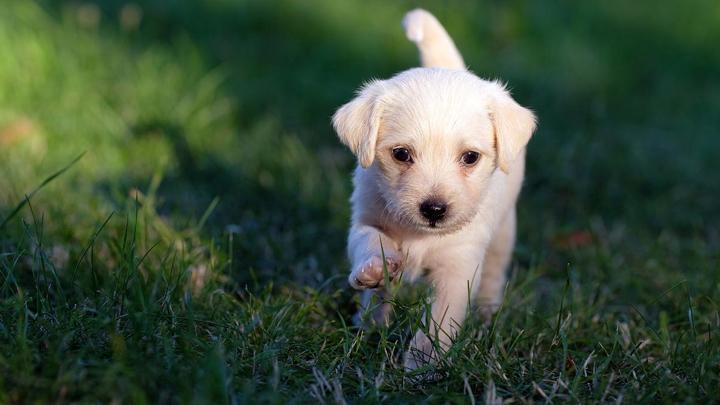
(402, 9), (465, 70)
(332, 9), (537, 370)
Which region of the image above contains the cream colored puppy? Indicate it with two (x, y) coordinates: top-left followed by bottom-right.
(332, 9), (536, 370)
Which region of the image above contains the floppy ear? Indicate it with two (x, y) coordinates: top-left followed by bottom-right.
(491, 87), (537, 173)
(332, 80), (386, 168)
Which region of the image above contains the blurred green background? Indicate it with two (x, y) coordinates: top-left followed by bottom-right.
(1, 0), (718, 402)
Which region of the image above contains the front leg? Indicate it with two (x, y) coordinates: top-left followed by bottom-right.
(347, 224), (403, 289)
(404, 249), (484, 370)
(477, 209), (516, 323)
(353, 289), (392, 327)
(348, 224), (403, 326)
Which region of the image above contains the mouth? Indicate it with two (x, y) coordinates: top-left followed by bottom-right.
(425, 220), (443, 229)
(420, 221), (456, 235)
(420, 215), (470, 234)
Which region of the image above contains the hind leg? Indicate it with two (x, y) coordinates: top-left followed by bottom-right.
(477, 209), (516, 323)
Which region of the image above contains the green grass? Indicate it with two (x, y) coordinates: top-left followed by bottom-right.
(1, 0), (719, 402)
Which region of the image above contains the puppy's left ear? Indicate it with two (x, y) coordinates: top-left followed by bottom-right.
(490, 87), (537, 173)
(332, 80), (386, 168)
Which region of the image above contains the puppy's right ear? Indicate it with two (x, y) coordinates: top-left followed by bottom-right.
(332, 80), (386, 168)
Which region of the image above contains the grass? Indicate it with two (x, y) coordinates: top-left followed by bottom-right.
(1, 0), (719, 402)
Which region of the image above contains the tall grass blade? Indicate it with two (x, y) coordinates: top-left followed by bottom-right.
(0, 152), (85, 229)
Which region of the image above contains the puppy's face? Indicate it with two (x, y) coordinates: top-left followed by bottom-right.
(333, 68), (536, 234)
(372, 86), (496, 233)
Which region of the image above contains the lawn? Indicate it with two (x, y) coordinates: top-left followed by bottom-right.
(1, 0), (719, 402)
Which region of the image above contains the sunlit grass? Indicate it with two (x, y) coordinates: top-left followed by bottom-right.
(1, 0), (719, 402)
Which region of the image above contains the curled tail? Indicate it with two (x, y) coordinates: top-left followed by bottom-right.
(402, 9), (465, 70)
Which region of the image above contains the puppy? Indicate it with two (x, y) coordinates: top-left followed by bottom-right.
(332, 9), (536, 370)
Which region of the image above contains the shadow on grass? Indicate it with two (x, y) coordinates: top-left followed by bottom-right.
(31, 0), (406, 286)
(31, 0), (720, 284)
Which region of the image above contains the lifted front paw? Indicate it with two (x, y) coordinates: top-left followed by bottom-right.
(349, 255), (402, 290)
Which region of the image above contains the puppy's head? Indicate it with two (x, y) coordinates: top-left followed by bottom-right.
(333, 68), (536, 234)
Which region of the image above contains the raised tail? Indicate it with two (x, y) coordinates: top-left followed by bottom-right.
(402, 9), (465, 70)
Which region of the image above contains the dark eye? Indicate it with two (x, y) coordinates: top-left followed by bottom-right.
(461, 151), (480, 166)
(392, 147), (413, 163)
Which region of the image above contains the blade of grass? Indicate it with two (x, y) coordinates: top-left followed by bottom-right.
(0, 152), (85, 229)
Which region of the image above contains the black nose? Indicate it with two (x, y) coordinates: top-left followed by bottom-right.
(420, 200), (448, 222)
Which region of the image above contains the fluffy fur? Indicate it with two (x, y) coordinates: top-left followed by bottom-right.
(332, 9), (537, 370)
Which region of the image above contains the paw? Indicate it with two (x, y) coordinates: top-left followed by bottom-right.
(352, 290), (392, 328)
(477, 294), (503, 325)
(403, 349), (432, 372)
(403, 331), (439, 371)
(348, 255), (402, 290)
(478, 303), (501, 325)
(352, 303), (391, 329)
